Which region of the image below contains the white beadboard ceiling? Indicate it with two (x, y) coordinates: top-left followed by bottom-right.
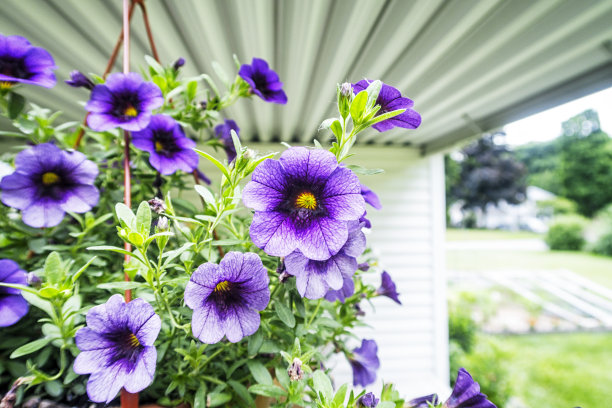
(2, 0), (612, 154)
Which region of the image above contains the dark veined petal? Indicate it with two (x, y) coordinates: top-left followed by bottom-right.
(297, 217), (348, 261)
(249, 211), (299, 257)
(279, 147), (337, 186)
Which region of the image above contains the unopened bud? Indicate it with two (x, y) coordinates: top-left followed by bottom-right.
(27, 272), (42, 288)
(354, 302), (365, 317)
(148, 197), (166, 214)
(358, 262), (370, 271)
(357, 392), (379, 408)
(156, 216), (169, 231)
(244, 148), (256, 160)
(173, 57), (186, 70)
(288, 358), (303, 381)
(340, 82), (352, 98)
(200, 101), (207, 110)
(338, 82), (352, 120)
(65, 70), (95, 90)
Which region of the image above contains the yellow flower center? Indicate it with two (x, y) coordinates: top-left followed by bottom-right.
(128, 333), (140, 348)
(295, 192), (317, 210)
(155, 141), (164, 152)
(41, 172), (60, 185)
(0, 81), (13, 90)
(215, 280), (231, 293)
(124, 105), (138, 117)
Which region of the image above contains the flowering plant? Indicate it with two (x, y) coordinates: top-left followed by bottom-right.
(0, 29), (495, 408)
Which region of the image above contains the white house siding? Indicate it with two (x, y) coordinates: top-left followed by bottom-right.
(328, 146), (449, 397)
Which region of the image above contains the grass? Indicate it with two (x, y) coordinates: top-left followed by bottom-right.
(481, 332), (612, 408)
(446, 228), (542, 241)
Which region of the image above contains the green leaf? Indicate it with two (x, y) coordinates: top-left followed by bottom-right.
(72, 256), (98, 284)
(230, 129), (242, 157)
(10, 338), (51, 359)
(274, 302), (295, 328)
(193, 383), (207, 408)
(162, 242), (194, 266)
(44, 380), (63, 397)
(8, 92), (26, 120)
(312, 370), (333, 401)
(44, 251), (63, 286)
(247, 360), (272, 385)
(377, 402), (396, 408)
(345, 164), (385, 175)
(350, 91), (368, 123)
(128, 231), (144, 247)
(333, 383), (349, 407)
(144, 55), (164, 74)
(228, 380), (254, 406)
(38, 287), (60, 299)
(194, 184), (215, 205)
(274, 366), (290, 390)
(87, 246), (145, 264)
(247, 329), (264, 356)
(136, 201), (152, 236)
(194, 149), (231, 181)
(364, 108), (406, 128)
(248, 384), (287, 399)
(211, 61), (230, 88)
(21, 290), (55, 319)
(186, 81), (198, 102)
(211, 239), (247, 246)
(97, 281), (147, 291)
(365, 80), (382, 111)
(207, 392), (231, 407)
(115, 203), (136, 230)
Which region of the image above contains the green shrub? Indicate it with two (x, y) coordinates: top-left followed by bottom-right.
(545, 215), (587, 251)
(449, 306), (477, 353)
(592, 231), (612, 256)
(537, 197), (578, 217)
(452, 337), (513, 407)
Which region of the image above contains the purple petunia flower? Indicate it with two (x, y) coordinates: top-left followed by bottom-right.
(239, 58), (287, 104)
(65, 70), (95, 90)
(324, 274), (355, 303)
(0, 143), (100, 228)
(0, 259), (29, 327)
(444, 368), (496, 408)
(243, 147), (365, 261)
(375, 271), (401, 305)
(185, 252), (270, 344)
(349, 339), (380, 387)
(407, 394), (440, 408)
(0, 34), (56, 89)
(352, 80), (421, 133)
(357, 392), (379, 407)
(85, 72), (163, 132)
(73, 295), (161, 404)
(214, 119), (240, 162)
(361, 183), (382, 210)
(132, 114), (199, 175)
(285, 221), (365, 299)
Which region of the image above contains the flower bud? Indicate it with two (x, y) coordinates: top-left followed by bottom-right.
(26, 272), (42, 288)
(288, 357), (303, 381)
(357, 392), (379, 407)
(338, 82), (352, 120)
(156, 216), (169, 231)
(173, 57), (186, 71)
(65, 70), (95, 90)
(148, 197), (166, 214)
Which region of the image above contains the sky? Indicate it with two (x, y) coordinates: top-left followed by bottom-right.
(503, 86), (612, 147)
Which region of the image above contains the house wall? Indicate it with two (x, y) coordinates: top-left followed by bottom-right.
(328, 146), (449, 397)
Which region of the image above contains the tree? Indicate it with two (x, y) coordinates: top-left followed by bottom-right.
(451, 133), (527, 213)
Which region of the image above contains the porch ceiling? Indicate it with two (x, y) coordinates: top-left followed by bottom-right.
(2, 0), (612, 154)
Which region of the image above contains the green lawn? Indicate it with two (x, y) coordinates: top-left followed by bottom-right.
(446, 228), (542, 241)
(481, 333), (612, 408)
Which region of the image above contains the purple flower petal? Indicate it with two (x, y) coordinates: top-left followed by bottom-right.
(322, 167), (365, 221)
(249, 211), (299, 257)
(444, 368), (496, 408)
(0, 34), (56, 88)
(407, 394), (440, 408)
(186, 252), (270, 344)
(376, 271), (401, 305)
(239, 58), (287, 104)
(360, 183), (382, 210)
(349, 339), (380, 387)
(279, 148), (337, 186)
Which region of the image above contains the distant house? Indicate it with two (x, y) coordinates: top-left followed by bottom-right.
(449, 186), (556, 233)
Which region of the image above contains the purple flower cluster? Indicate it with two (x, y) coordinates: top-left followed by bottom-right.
(185, 252), (270, 343)
(0, 143), (100, 228)
(243, 147), (367, 299)
(352, 80), (421, 132)
(0, 34), (56, 89)
(86, 72), (163, 132)
(74, 295), (161, 403)
(239, 58), (287, 104)
(132, 114), (199, 175)
(0, 259), (29, 327)
(408, 368), (496, 408)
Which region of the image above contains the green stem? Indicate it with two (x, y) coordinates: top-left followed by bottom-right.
(306, 299), (322, 328)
